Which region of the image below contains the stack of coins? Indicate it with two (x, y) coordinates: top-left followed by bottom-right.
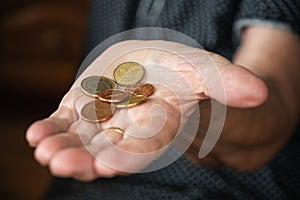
(80, 61), (155, 123)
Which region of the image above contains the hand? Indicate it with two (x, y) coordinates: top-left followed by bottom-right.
(185, 93), (294, 171)
(186, 26), (300, 171)
(26, 40), (267, 181)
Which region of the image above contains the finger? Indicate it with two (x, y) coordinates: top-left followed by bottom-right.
(68, 118), (102, 143)
(83, 107), (129, 153)
(93, 138), (165, 177)
(26, 105), (75, 147)
(93, 119), (178, 177)
(89, 130), (130, 178)
(86, 126), (124, 153)
(215, 64), (268, 108)
(26, 86), (86, 147)
(158, 42), (269, 108)
(34, 133), (83, 166)
(49, 147), (97, 181)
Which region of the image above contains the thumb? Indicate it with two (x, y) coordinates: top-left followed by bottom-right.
(207, 64), (268, 108)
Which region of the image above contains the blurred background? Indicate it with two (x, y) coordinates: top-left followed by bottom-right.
(0, 0), (90, 199)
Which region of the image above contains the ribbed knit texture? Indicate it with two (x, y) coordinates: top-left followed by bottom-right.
(46, 0), (300, 199)
(45, 131), (300, 200)
(85, 0), (299, 59)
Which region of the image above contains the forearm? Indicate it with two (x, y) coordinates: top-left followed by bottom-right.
(233, 26), (300, 126)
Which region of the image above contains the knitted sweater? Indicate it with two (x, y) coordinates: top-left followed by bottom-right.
(86, 0), (299, 58)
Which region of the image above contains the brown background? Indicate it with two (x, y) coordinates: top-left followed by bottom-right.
(0, 0), (90, 199)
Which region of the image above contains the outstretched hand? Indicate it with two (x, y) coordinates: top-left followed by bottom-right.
(26, 40), (267, 181)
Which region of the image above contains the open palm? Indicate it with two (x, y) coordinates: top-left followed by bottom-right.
(26, 40), (266, 181)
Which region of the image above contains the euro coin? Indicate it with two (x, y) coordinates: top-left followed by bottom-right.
(98, 127), (125, 144)
(113, 62), (145, 86)
(81, 76), (116, 98)
(81, 100), (116, 122)
(102, 127), (124, 135)
(115, 94), (147, 109)
(97, 89), (129, 103)
(124, 83), (154, 97)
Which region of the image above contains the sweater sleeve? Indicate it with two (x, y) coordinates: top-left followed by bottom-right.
(234, 0), (300, 38)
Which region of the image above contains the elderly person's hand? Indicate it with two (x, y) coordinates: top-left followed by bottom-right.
(26, 30), (282, 181)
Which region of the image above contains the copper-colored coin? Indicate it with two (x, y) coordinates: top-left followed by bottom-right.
(97, 89), (129, 103)
(115, 94), (147, 109)
(113, 62), (145, 86)
(125, 83), (154, 97)
(81, 100), (116, 122)
(81, 76), (116, 98)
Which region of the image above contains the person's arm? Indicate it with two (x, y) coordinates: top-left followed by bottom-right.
(187, 26), (300, 171)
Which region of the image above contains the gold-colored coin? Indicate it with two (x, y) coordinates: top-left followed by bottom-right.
(81, 100), (116, 122)
(124, 83), (154, 97)
(115, 94), (147, 109)
(81, 76), (116, 98)
(100, 127), (125, 143)
(102, 127), (125, 135)
(113, 62), (145, 86)
(97, 89), (129, 103)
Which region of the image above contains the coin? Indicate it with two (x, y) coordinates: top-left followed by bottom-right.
(113, 62), (145, 86)
(81, 100), (116, 122)
(97, 89), (129, 103)
(81, 76), (116, 98)
(124, 83), (154, 97)
(102, 127), (125, 135)
(115, 94), (147, 109)
(99, 127), (125, 144)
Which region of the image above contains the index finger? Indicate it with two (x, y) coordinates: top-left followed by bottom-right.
(26, 88), (81, 147)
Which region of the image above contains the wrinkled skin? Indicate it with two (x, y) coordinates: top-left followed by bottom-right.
(26, 26), (300, 181)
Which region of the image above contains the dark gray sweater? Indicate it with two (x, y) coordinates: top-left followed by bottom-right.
(86, 0), (299, 59)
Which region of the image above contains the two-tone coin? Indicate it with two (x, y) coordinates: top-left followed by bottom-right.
(115, 94), (147, 109)
(97, 89), (129, 103)
(81, 62), (151, 123)
(124, 83), (154, 97)
(81, 100), (116, 122)
(81, 76), (116, 98)
(113, 62), (145, 86)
